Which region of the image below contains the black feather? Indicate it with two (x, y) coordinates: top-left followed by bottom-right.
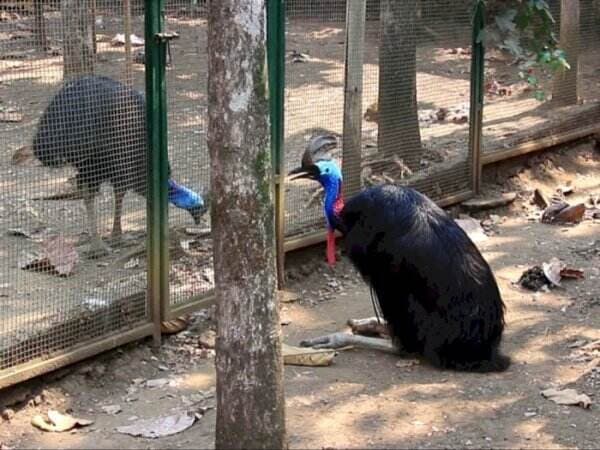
(33, 75), (160, 197)
(341, 184), (510, 372)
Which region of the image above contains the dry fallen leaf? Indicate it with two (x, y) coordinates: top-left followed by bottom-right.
(282, 343), (336, 367)
(31, 410), (93, 432)
(43, 236), (78, 276)
(541, 388), (592, 409)
(115, 413), (196, 438)
(455, 218), (488, 244)
(111, 33), (144, 46)
(542, 258), (565, 287)
(11, 145), (39, 166)
(160, 316), (189, 334)
(559, 267), (584, 280)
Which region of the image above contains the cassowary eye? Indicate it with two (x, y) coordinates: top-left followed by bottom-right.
(325, 168), (330, 173)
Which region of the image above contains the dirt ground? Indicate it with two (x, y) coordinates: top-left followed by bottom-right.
(0, 141), (598, 449)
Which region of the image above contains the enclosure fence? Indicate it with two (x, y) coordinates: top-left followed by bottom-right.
(1, 0), (599, 389)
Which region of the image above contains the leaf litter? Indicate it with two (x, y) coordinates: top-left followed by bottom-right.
(541, 388), (592, 409)
(518, 257), (584, 291)
(31, 410), (93, 432)
(115, 412), (196, 439)
(19, 236), (78, 276)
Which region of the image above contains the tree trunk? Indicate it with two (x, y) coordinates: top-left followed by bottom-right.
(207, 1), (286, 449)
(33, 0), (49, 51)
(552, 0), (579, 105)
(61, 0), (95, 80)
(377, 0), (422, 171)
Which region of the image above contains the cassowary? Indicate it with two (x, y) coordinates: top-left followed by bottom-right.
(33, 75), (206, 257)
(288, 135), (510, 373)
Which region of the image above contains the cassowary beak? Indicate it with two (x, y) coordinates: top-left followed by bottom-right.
(188, 205), (207, 225)
(287, 165), (320, 182)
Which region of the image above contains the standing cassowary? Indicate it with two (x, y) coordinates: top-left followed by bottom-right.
(33, 75), (206, 257)
(288, 135), (510, 373)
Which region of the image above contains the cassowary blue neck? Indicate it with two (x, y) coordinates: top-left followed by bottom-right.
(322, 177), (342, 230)
(167, 179), (204, 211)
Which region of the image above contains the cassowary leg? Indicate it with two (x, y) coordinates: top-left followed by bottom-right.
(110, 189), (125, 244)
(347, 317), (390, 338)
(82, 186), (110, 258)
(300, 332), (396, 353)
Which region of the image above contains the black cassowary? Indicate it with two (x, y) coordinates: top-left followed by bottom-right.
(288, 135), (510, 373)
(33, 75), (207, 257)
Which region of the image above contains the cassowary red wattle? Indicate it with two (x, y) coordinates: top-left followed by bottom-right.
(33, 75), (207, 257)
(288, 135), (511, 373)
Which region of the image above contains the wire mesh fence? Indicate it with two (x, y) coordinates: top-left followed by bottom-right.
(1, 0), (599, 388)
(163, 1), (213, 315)
(283, 0), (477, 241)
(0, 0), (157, 379)
(482, 0), (600, 161)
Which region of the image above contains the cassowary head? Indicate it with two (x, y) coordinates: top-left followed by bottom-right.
(288, 135), (344, 266)
(168, 179), (208, 224)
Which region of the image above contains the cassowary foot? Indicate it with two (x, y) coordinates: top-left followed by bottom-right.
(347, 317), (389, 338)
(300, 332), (396, 353)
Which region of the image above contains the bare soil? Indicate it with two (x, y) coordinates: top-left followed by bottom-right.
(0, 140), (598, 449)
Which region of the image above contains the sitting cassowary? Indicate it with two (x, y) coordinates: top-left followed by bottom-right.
(288, 135), (510, 372)
(33, 75), (206, 257)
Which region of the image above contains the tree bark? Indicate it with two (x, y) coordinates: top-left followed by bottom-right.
(207, 1), (286, 449)
(61, 0), (95, 80)
(552, 0), (579, 105)
(377, 0), (422, 171)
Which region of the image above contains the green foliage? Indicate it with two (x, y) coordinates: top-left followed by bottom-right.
(479, 0), (571, 101)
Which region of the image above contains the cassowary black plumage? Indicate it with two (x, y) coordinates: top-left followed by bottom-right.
(288, 135), (510, 373)
(33, 75), (206, 257)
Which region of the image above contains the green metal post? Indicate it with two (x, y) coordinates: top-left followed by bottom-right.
(267, 0), (286, 289)
(145, 0), (170, 346)
(469, 0), (485, 194)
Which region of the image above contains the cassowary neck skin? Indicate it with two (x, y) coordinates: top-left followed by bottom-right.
(315, 160), (344, 266)
(167, 179), (206, 224)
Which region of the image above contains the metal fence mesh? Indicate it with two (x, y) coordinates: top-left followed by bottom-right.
(2, 0), (598, 386)
(482, 0), (600, 158)
(0, 0), (151, 373)
(283, 0), (476, 240)
(164, 1), (213, 312)
(283, 0), (347, 238)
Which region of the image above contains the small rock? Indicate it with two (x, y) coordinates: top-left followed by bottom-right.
(1, 409), (15, 421)
(101, 404), (122, 415)
(145, 378), (169, 389)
